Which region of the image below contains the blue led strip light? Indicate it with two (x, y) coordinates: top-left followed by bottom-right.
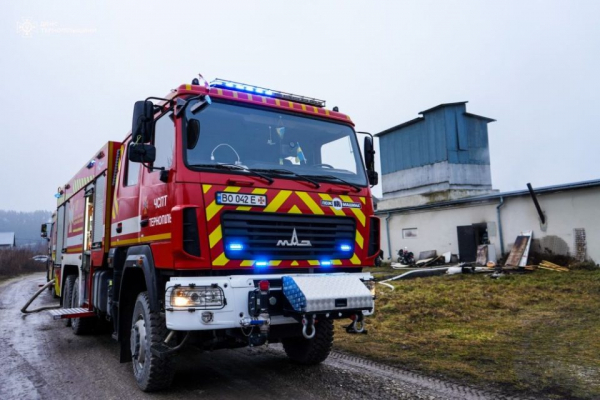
(210, 78), (326, 108)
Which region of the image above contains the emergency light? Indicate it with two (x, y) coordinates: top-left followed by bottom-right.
(226, 242), (244, 251)
(339, 243), (353, 253)
(211, 78), (326, 108)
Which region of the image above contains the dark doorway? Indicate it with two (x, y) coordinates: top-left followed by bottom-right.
(457, 224), (489, 262)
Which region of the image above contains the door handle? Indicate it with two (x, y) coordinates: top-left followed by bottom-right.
(116, 222), (122, 234)
(140, 219), (149, 227)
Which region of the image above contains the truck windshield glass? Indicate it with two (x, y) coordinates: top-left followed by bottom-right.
(184, 101), (367, 186)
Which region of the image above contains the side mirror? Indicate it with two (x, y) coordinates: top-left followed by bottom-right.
(132, 100), (155, 143)
(363, 135), (378, 186)
(128, 143), (156, 164)
(367, 169), (379, 186)
(40, 223), (47, 238)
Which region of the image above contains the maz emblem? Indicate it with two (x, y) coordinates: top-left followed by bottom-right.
(276, 228), (312, 247)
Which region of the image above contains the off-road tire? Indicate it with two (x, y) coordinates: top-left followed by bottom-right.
(282, 319), (334, 365)
(62, 275), (76, 327)
(131, 292), (175, 392)
(71, 277), (96, 335)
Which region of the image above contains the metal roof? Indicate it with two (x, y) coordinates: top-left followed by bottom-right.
(375, 102), (494, 138)
(375, 117), (423, 137)
(419, 101), (468, 115)
(376, 178), (600, 215)
(0, 232), (15, 245)
(464, 112), (496, 123)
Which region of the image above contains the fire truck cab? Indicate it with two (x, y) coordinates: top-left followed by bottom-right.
(49, 77), (380, 391)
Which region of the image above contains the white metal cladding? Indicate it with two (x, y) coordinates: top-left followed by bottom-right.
(56, 205), (65, 263)
(92, 174), (106, 244)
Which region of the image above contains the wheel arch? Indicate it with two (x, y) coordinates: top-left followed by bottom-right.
(116, 245), (161, 362)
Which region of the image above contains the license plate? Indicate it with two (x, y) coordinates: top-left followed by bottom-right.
(216, 192), (267, 207)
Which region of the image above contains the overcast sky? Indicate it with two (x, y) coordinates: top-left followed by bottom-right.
(1, 0), (599, 211)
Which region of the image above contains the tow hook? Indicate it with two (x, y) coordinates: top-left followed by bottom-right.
(345, 313), (367, 334)
(302, 315), (316, 339)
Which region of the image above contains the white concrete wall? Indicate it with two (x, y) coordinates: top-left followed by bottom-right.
(499, 188), (600, 261)
(379, 186), (600, 263)
(382, 161), (493, 198)
(379, 202), (500, 260)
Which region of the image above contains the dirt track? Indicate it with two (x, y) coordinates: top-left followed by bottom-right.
(0, 274), (528, 400)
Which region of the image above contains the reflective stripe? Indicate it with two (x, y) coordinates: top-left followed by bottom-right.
(355, 231), (364, 249)
(209, 225), (222, 248)
(297, 192), (324, 215)
(264, 190), (292, 213)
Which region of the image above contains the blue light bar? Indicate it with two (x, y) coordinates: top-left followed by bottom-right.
(210, 78), (326, 108)
(339, 244), (353, 252)
(255, 261), (268, 267)
(226, 243), (244, 251)
(320, 260), (332, 266)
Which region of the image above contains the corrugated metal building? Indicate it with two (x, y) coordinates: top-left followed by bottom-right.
(376, 102), (496, 209)
(376, 102), (599, 264)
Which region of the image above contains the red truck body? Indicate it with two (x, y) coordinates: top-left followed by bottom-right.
(48, 78), (379, 391)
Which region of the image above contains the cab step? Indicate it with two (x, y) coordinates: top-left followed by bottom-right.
(49, 308), (96, 320)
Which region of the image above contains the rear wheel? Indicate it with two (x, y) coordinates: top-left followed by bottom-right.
(71, 277), (96, 335)
(130, 292), (175, 392)
(282, 319), (334, 365)
(62, 275), (76, 327)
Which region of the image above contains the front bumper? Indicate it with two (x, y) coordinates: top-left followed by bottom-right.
(164, 272), (374, 331)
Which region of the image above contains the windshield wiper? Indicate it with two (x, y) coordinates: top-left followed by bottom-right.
(313, 175), (361, 192)
(253, 168), (320, 189)
(189, 163), (274, 184)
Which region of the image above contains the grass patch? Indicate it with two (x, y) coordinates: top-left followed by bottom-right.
(335, 269), (600, 399)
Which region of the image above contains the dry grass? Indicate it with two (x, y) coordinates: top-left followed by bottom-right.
(335, 268), (600, 399)
(0, 248), (46, 279)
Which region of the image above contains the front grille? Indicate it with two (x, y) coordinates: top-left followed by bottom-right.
(221, 212), (356, 260)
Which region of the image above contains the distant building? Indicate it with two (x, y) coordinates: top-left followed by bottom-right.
(0, 232), (16, 248)
(376, 103), (599, 264)
(376, 102), (496, 210)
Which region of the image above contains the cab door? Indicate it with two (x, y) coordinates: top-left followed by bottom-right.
(139, 111), (175, 265)
(111, 139), (142, 247)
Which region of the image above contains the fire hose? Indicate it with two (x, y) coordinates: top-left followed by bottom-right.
(21, 279), (61, 314)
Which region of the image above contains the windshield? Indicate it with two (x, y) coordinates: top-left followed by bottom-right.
(183, 101), (367, 186)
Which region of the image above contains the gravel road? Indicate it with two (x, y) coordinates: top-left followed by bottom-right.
(0, 273), (529, 400)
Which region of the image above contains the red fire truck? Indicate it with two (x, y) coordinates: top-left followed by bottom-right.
(47, 77), (380, 391)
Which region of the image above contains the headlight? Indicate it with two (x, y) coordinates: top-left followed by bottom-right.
(169, 285), (225, 309)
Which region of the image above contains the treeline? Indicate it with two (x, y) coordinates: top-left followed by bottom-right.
(0, 210), (52, 247)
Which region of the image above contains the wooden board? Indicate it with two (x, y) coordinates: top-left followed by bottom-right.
(518, 231), (533, 267)
(505, 232), (532, 267)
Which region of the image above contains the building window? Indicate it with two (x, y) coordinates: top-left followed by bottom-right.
(402, 228), (418, 239)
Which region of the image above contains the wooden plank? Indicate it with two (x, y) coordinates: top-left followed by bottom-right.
(505, 234), (531, 267)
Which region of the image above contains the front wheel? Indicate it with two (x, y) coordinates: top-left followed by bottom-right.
(282, 319), (334, 365)
(130, 292), (175, 392)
